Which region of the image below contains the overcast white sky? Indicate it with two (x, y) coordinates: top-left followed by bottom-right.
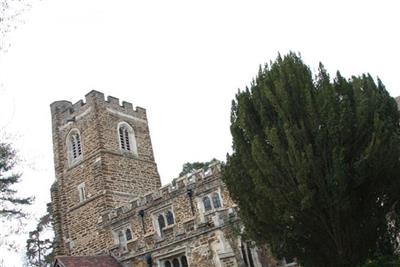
(0, 0), (399, 265)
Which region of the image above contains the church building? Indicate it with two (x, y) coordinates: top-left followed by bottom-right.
(50, 90), (283, 267)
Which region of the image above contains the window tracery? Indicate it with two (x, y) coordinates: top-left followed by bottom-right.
(113, 226), (134, 251)
(166, 210), (175, 225)
(212, 192), (221, 209)
(162, 255), (188, 267)
(154, 208), (175, 237)
(117, 122), (138, 156)
(67, 129), (83, 165)
(199, 190), (223, 214)
(203, 196), (212, 212)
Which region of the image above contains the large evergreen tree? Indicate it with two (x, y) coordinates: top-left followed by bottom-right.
(223, 53), (400, 267)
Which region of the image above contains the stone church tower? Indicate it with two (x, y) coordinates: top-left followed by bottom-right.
(50, 91), (290, 267)
(50, 90), (161, 256)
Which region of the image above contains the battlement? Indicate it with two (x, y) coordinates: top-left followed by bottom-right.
(50, 90), (147, 124)
(100, 161), (222, 225)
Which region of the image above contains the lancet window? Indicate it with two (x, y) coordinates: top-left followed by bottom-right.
(117, 122), (138, 156)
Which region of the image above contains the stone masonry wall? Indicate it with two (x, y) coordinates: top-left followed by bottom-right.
(50, 90), (161, 256)
(100, 163), (265, 267)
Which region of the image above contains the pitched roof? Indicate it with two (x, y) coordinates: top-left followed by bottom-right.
(54, 255), (122, 267)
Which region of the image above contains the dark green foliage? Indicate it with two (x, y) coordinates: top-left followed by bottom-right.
(223, 53), (400, 267)
(361, 255), (400, 267)
(0, 142), (33, 218)
(26, 203), (54, 267)
(179, 158), (217, 177)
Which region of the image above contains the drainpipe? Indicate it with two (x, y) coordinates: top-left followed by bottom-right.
(139, 209), (145, 233)
(187, 189), (195, 216)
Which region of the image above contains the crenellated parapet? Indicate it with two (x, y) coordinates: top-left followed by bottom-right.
(50, 90), (147, 127)
(99, 161), (225, 226)
(97, 162), (242, 265)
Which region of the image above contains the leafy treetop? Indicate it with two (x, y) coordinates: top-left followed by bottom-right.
(179, 158), (217, 177)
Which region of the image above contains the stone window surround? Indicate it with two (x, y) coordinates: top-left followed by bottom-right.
(157, 248), (188, 267)
(152, 206), (176, 237)
(117, 121), (138, 156)
(66, 128), (83, 166)
(112, 225), (136, 251)
(197, 188), (223, 215)
(161, 254), (188, 267)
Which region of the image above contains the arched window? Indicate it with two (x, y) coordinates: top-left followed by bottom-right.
(164, 261), (171, 267)
(203, 196), (212, 212)
(166, 210), (174, 225)
(158, 214), (166, 232)
(212, 192), (221, 209)
(172, 258), (180, 267)
(125, 228), (132, 241)
(119, 125), (130, 151)
(70, 133), (82, 159)
(67, 129), (83, 164)
(117, 122), (137, 155)
(181, 256), (188, 267)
